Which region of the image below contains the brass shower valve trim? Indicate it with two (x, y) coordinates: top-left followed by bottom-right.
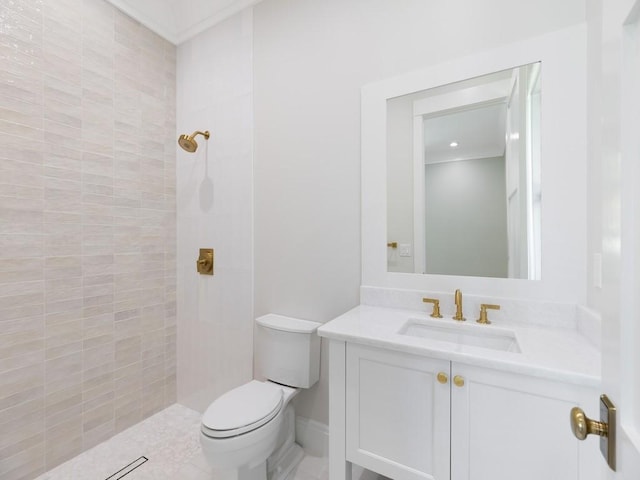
(197, 248), (214, 275)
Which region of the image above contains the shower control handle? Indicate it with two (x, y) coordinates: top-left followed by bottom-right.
(196, 249), (214, 275)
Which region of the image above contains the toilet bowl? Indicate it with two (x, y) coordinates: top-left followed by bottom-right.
(200, 381), (299, 473)
(200, 314), (321, 480)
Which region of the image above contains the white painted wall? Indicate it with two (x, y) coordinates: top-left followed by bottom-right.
(253, 0), (586, 426)
(176, 10), (254, 413)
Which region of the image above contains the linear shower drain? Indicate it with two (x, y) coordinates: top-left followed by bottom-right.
(105, 456), (148, 480)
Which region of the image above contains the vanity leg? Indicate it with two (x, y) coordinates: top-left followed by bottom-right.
(329, 340), (352, 480)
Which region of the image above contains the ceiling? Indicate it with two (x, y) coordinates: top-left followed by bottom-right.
(424, 102), (507, 164)
(105, 0), (263, 45)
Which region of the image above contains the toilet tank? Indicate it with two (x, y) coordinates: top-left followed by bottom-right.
(255, 314), (321, 388)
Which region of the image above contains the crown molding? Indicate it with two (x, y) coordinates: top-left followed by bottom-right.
(105, 0), (261, 45)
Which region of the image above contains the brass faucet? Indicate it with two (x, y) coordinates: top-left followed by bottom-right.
(422, 298), (443, 318)
(453, 289), (465, 321)
(477, 303), (501, 324)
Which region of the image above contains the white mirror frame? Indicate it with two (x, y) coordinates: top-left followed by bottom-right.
(362, 24), (587, 303)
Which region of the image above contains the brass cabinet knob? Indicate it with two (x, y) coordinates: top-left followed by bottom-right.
(570, 407), (608, 440)
(453, 375), (465, 387)
(437, 372), (448, 384)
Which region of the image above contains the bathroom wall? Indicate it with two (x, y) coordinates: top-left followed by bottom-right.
(0, 1), (176, 478)
(253, 0), (587, 426)
(176, 10), (254, 413)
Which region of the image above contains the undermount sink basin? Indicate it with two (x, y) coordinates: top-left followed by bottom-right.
(398, 318), (521, 353)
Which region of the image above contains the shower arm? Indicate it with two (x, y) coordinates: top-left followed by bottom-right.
(191, 130), (210, 140)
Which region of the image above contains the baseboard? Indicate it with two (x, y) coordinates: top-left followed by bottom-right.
(295, 416), (328, 458)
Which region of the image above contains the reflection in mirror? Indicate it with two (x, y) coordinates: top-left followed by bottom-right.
(386, 63), (541, 279)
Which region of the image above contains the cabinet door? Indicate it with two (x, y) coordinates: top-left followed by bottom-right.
(346, 344), (451, 480)
(450, 363), (601, 480)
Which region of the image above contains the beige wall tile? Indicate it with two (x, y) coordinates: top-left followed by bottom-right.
(45, 435), (82, 472)
(45, 415), (82, 469)
(0, 351), (44, 375)
(115, 336), (140, 369)
(0, 442), (45, 480)
(0, 433), (44, 469)
(0, 364), (44, 402)
(0, 398), (44, 436)
(82, 419), (114, 451)
(0, 1), (176, 476)
(114, 392), (141, 433)
(45, 384), (82, 428)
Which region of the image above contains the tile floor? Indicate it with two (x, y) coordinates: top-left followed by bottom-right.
(34, 404), (383, 480)
(34, 405), (210, 480)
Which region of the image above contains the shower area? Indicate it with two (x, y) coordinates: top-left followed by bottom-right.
(1, 1), (254, 478)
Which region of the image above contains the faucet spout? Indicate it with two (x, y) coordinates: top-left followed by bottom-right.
(453, 289), (466, 321)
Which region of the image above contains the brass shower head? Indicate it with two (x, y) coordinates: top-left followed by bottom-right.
(178, 130), (210, 152)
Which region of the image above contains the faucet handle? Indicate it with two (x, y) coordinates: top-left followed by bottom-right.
(477, 303), (500, 324)
(422, 298), (443, 318)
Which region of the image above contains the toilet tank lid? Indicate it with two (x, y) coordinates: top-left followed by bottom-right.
(256, 314), (321, 333)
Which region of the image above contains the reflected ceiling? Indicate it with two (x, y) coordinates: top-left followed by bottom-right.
(424, 103), (507, 164)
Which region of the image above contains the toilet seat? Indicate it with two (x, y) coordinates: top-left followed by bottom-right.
(201, 380), (284, 438)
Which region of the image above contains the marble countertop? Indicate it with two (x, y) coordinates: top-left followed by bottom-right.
(317, 304), (601, 387)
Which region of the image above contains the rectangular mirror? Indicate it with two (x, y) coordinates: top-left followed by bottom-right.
(386, 63), (541, 279)
(361, 26), (586, 303)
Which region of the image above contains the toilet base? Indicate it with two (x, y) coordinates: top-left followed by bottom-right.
(219, 442), (304, 480)
(269, 442), (304, 480)
(267, 403), (303, 480)
(207, 404), (305, 480)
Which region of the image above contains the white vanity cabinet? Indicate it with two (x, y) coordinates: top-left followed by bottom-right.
(341, 343), (600, 480)
(449, 363), (598, 480)
(346, 343), (451, 480)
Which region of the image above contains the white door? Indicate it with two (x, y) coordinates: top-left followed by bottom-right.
(597, 0), (640, 477)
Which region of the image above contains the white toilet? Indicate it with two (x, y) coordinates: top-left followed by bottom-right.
(200, 314), (321, 480)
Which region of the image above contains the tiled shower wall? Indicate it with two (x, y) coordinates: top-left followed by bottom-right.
(176, 9), (254, 414)
(0, 1), (177, 479)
